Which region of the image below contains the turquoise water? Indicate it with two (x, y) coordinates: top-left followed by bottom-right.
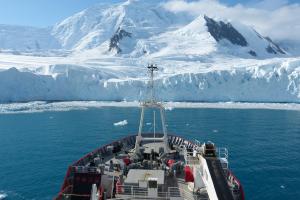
(0, 107), (299, 200)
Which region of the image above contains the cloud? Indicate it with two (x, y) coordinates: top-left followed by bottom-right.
(247, 0), (289, 10)
(163, 0), (300, 42)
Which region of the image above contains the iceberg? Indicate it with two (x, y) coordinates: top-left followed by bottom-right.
(114, 120), (128, 126)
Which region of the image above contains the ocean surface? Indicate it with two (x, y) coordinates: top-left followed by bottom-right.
(0, 106), (299, 200)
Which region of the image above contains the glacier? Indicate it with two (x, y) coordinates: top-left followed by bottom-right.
(0, 0), (300, 103)
(1, 55), (300, 103)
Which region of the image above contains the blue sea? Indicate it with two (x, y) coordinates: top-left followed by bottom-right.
(0, 106), (299, 200)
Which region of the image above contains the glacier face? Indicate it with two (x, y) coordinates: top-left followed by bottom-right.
(1, 56), (300, 103)
(0, 0), (300, 103)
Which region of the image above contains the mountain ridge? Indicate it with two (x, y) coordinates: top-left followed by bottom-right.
(0, 0), (292, 58)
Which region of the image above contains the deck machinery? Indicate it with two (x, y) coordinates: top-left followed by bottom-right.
(55, 65), (245, 200)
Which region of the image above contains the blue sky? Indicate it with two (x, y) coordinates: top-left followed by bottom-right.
(0, 0), (298, 27)
(0, 0), (118, 27)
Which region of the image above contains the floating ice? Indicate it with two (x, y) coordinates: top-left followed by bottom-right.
(114, 120), (128, 126)
(0, 193), (7, 200)
(0, 101), (300, 114)
(165, 107), (174, 111)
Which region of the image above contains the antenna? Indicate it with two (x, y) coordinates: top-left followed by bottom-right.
(153, 110), (156, 138)
(147, 64), (158, 103)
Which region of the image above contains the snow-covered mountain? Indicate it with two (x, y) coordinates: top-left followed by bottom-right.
(0, 25), (61, 52)
(49, 0), (287, 59)
(52, 1), (189, 54)
(0, 0), (300, 103)
(0, 0), (288, 58)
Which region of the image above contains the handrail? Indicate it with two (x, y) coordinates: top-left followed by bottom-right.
(194, 139), (202, 147)
(184, 148), (200, 165)
(218, 147), (228, 160)
(115, 185), (209, 200)
(61, 193), (91, 197)
(73, 166), (100, 173)
(169, 186), (209, 200)
(218, 147), (229, 169)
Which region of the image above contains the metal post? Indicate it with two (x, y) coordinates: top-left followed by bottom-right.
(160, 106), (169, 153)
(135, 106), (145, 153)
(138, 106), (144, 137)
(153, 110), (156, 138)
(160, 107), (167, 139)
(151, 69), (154, 102)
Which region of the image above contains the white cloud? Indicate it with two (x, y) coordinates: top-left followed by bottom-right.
(163, 0), (300, 42)
(248, 0), (289, 10)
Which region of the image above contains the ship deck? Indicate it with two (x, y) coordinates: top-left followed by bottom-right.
(55, 134), (242, 200)
(101, 139), (209, 200)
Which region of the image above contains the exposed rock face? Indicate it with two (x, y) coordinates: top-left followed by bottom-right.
(204, 15), (286, 56)
(249, 50), (257, 57)
(264, 37), (286, 54)
(254, 31), (286, 55)
(266, 45), (278, 54)
(109, 28), (132, 53)
(204, 15), (248, 47)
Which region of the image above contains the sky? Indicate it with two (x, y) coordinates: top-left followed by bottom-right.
(0, 0), (119, 27)
(0, 0), (298, 27)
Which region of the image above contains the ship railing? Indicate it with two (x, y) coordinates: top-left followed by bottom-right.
(218, 147), (228, 160)
(184, 148), (200, 166)
(59, 193), (91, 199)
(186, 155), (200, 165)
(169, 187), (209, 200)
(194, 139), (202, 148)
(72, 166), (100, 174)
(116, 185), (170, 199)
(115, 185), (147, 197)
(217, 147), (229, 170)
(115, 185), (209, 200)
(167, 187), (181, 198)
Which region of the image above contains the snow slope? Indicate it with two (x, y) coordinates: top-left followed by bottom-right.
(0, 25), (61, 51)
(52, 1), (185, 52)
(0, 0), (300, 103)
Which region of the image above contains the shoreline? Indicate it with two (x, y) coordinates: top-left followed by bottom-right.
(1, 101), (300, 114)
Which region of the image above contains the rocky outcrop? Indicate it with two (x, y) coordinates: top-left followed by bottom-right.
(109, 28), (132, 53)
(204, 15), (248, 47)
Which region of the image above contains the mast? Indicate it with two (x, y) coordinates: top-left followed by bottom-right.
(134, 64), (169, 154)
(147, 64), (158, 103)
